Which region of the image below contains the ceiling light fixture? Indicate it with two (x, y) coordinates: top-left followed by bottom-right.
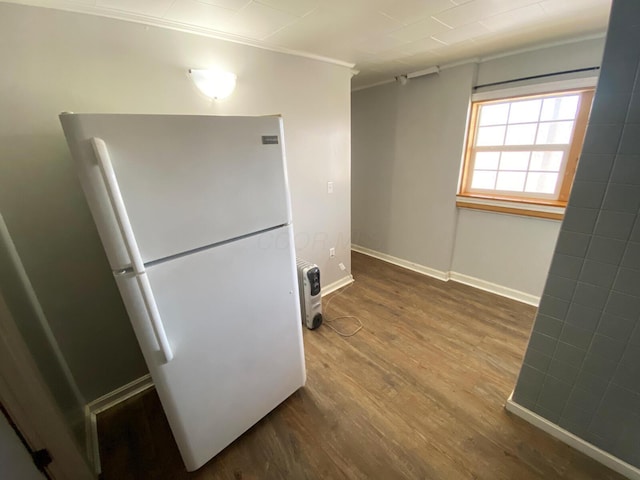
(189, 68), (237, 100)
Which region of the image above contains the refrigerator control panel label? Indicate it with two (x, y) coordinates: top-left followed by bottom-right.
(261, 135), (279, 145)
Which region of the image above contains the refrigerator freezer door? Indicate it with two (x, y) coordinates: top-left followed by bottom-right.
(114, 225), (305, 471)
(60, 114), (292, 269)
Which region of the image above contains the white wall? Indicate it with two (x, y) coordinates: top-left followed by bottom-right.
(352, 37), (606, 300)
(0, 3), (352, 402)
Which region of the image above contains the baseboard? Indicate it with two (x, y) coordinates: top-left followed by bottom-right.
(505, 393), (640, 480)
(322, 274), (354, 296)
(81, 277), (351, 473)
(352, 245), (540, 306)
(449, 272), (540, 306)
(85, 374), (154, 474)
(351, 245), (450, 282)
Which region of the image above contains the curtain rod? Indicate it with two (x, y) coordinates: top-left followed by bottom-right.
(473, 66), (600, 90)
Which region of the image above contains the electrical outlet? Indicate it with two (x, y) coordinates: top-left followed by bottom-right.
(327, 181), (334, 194)
(338, 262), (346, 271)
(329, 247), (336, 258)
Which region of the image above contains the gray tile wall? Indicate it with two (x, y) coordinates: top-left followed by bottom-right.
(512, 0), (640, 468)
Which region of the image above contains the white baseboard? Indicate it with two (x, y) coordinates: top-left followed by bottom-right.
(81, 276), (352, 473)
(449, 272), (540, 306)
(85, 374), (154, 474)
(352, 245), (540, 306)
(322, 274), (354, 296)
(351, 245), (450, 282)
(505, 393), (640, 480)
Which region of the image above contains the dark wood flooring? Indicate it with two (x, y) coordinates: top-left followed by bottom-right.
(97, 252), (625, 479)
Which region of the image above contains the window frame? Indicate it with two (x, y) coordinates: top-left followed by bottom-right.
(457, 83), (595, 219)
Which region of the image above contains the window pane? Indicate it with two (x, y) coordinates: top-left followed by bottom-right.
(536, 121), (574, 144)
(476, 126), (505, 146)
(508, 99), (542, 124)
(464, 90), (593, 203)
(479, 103), (509, 126)
(505, 123), (537, 145)
(475, 151), (500, 169)
(541, 95), (579, 121)
(471, 171), (497, 189)
(500, 151), (530, 171)
(530, 151), (563, 171)
(525, 172), (559, 194)
(496, 171), (526, 191)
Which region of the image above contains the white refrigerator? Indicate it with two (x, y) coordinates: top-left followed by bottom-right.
(59, 113), (306, 471)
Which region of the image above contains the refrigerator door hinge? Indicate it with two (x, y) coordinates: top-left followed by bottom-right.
(32, 448), (52, 471)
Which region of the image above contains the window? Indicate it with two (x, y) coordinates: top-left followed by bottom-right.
(458, 87), (594, 219)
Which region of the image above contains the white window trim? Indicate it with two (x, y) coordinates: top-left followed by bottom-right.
(458, 76), (598, 219)
(472, 76), (599, 102)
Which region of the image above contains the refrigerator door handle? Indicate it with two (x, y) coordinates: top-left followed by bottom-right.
(91, 137), (174, 364)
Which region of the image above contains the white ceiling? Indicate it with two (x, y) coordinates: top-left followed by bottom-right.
(6, 0), (612, 88)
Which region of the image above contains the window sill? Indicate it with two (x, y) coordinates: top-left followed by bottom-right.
(456, 195), (564, 220)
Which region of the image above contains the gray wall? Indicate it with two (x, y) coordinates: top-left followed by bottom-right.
(475, 38), (607, 88)
(352, 63), (475, 272)
(0, 3), (352, 402)
(450, 210), (560, 296)
(0, 411), (44, 480)
(0, 214), (85, 447)
(352, 37), (606, 298)
(451, 38), (607, 296)
(512, 0), (640, 467)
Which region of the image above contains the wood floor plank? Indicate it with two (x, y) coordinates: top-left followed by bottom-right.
(97, 252), (625, 479)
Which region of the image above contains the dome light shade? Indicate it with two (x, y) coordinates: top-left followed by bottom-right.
(189, 69), (237, 100)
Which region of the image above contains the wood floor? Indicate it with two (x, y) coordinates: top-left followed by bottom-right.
(97, 252), (625, 479)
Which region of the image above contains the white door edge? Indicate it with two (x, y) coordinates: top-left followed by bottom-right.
(0, 292), (94, 480)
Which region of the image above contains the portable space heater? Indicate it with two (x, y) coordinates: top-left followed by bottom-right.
(296, 258), (323, 330)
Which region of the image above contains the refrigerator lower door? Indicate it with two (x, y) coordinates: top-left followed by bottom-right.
(114, 224), (305, 471)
